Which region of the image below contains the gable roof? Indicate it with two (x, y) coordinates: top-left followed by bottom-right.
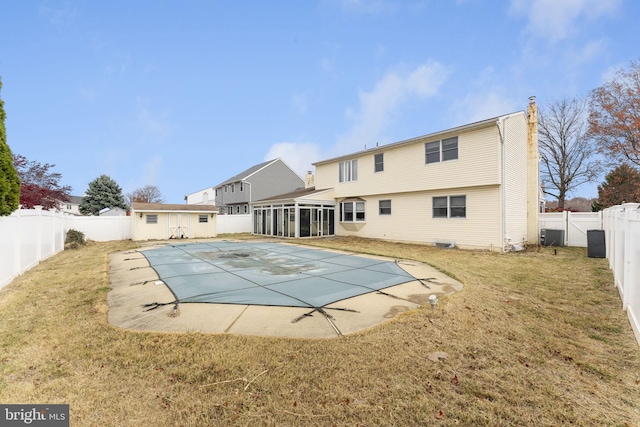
(131, 202), (218, 213)
(67, 195), (84, 204)
(216, 158), (279, 187)
(313, 111), (524, 166)
(253, 187), (336, 205)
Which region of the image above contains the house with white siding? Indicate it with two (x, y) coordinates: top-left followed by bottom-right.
(252, 98), (540, 252)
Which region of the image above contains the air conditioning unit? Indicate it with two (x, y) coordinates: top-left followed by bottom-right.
(540, 229), (564, 247)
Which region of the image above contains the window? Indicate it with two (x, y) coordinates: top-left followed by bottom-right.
(215, 188), (218, 197)
(231, 183), (235, 193)
(339, 159), (358, 182)
(240, 182), (244, 192)
(425, 136), (458, 164)
(379, 199), (391, 215)
(244, 205), (248, 213)
(433, 195), (466, 218)
(236, 206), (240, 213)
(146, 214), (158, 224)
(374, 153), (384, 172)
(425, 141), (440, 163)
(340, 200), (365, 222)
(199, 215), (208, 223)
(224, 185), (228, 193)
(442, 137), (458, 161)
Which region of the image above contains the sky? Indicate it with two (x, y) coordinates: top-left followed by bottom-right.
(1, 0), (638, 204)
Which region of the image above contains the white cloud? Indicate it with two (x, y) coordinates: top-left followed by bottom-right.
(451, 66), (520, 123)
(136, 100), (175, 141)
(264, 142), (322, 178)
(510, 0), (622, 42)
(566, 38), (608, 67)
(291, 92), (308, 114)
(38, 1), (79, 31)
(333, 60), (450, 155)
(142, 155), (163, 186)
(335, 0), (397, 14)
(454, 90), (520, 124)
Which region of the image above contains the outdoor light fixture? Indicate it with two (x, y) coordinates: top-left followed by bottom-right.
(139, 213), (143, 218)
(428, 294), (438, 311)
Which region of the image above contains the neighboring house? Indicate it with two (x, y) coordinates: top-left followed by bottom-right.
(60, 195), (83, 215)
(99, 207), (128, 216)
(184, 158), (305, 215)
(253, 98), (540, 252)
(130, 202), (218, 241)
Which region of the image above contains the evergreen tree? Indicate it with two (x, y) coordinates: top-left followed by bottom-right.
(79, 175), (128, 215)
(0, 78), (21, 216)
(596, 163), (640, 209)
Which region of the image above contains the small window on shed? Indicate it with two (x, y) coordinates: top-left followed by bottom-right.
(146, 214), (158, 224)
(199, 215), (208, 223)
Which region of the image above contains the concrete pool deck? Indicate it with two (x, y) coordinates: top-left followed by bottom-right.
(107, 239), (463, 338)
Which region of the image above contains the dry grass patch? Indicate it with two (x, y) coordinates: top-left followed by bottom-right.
(0, 237), (639, 426)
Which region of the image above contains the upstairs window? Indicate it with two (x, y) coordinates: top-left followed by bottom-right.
(433, 195), (466, 218)
(374, 153), (384, 172)
(425, 136), (458, 164)
(339, 159), (358, 182)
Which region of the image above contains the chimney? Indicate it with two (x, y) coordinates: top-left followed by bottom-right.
(527, 96), (540, 244)
(305, 171), (315, 188)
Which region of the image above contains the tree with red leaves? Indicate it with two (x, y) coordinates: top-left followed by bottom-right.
(13, 154), (72, 209)
(588, 59), (640, 166)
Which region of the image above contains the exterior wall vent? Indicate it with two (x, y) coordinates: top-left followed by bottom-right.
(433, 240), (455, 249)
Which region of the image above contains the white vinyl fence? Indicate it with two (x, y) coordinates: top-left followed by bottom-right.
(603, 203), (640, 345)
(0, 208), (253, 290)
(539, 211), (603, 247)
(216, 214), (252, 234)
(1, 207), (66, 289)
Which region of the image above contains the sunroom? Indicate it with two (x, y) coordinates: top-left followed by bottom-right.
(251, 187), (336, 238)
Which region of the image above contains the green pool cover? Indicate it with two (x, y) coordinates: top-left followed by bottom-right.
(140, 241), (416, 309)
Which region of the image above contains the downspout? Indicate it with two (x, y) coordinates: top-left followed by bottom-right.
(497, 116), (510, 252)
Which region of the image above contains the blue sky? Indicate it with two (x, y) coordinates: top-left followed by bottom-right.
(1, 0), (638, 203)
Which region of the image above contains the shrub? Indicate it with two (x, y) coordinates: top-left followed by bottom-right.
(65, 229), (85, 249)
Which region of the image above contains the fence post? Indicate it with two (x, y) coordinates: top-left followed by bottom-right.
(34, 206), (43, 263)
(13, 209), (22, 281)
(622, 203), (640, 310)
(563, 210), (569, 246)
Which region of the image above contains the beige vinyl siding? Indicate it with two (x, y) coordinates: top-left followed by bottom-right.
(502, 115), (528, 245)
(316, 124), (502, 198)
(191, 213), (217, 238)
(132, 212), (217, 241)
(335, 186), (502, 250)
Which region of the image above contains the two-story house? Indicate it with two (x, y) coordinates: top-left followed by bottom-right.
(184, 158), (305, 215)
(251, 98), (540, 251)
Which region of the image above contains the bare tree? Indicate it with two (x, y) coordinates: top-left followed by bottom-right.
(588, 59), (640, 167)
(539, 97), (602, 209)
(126, 185), (164, 206)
